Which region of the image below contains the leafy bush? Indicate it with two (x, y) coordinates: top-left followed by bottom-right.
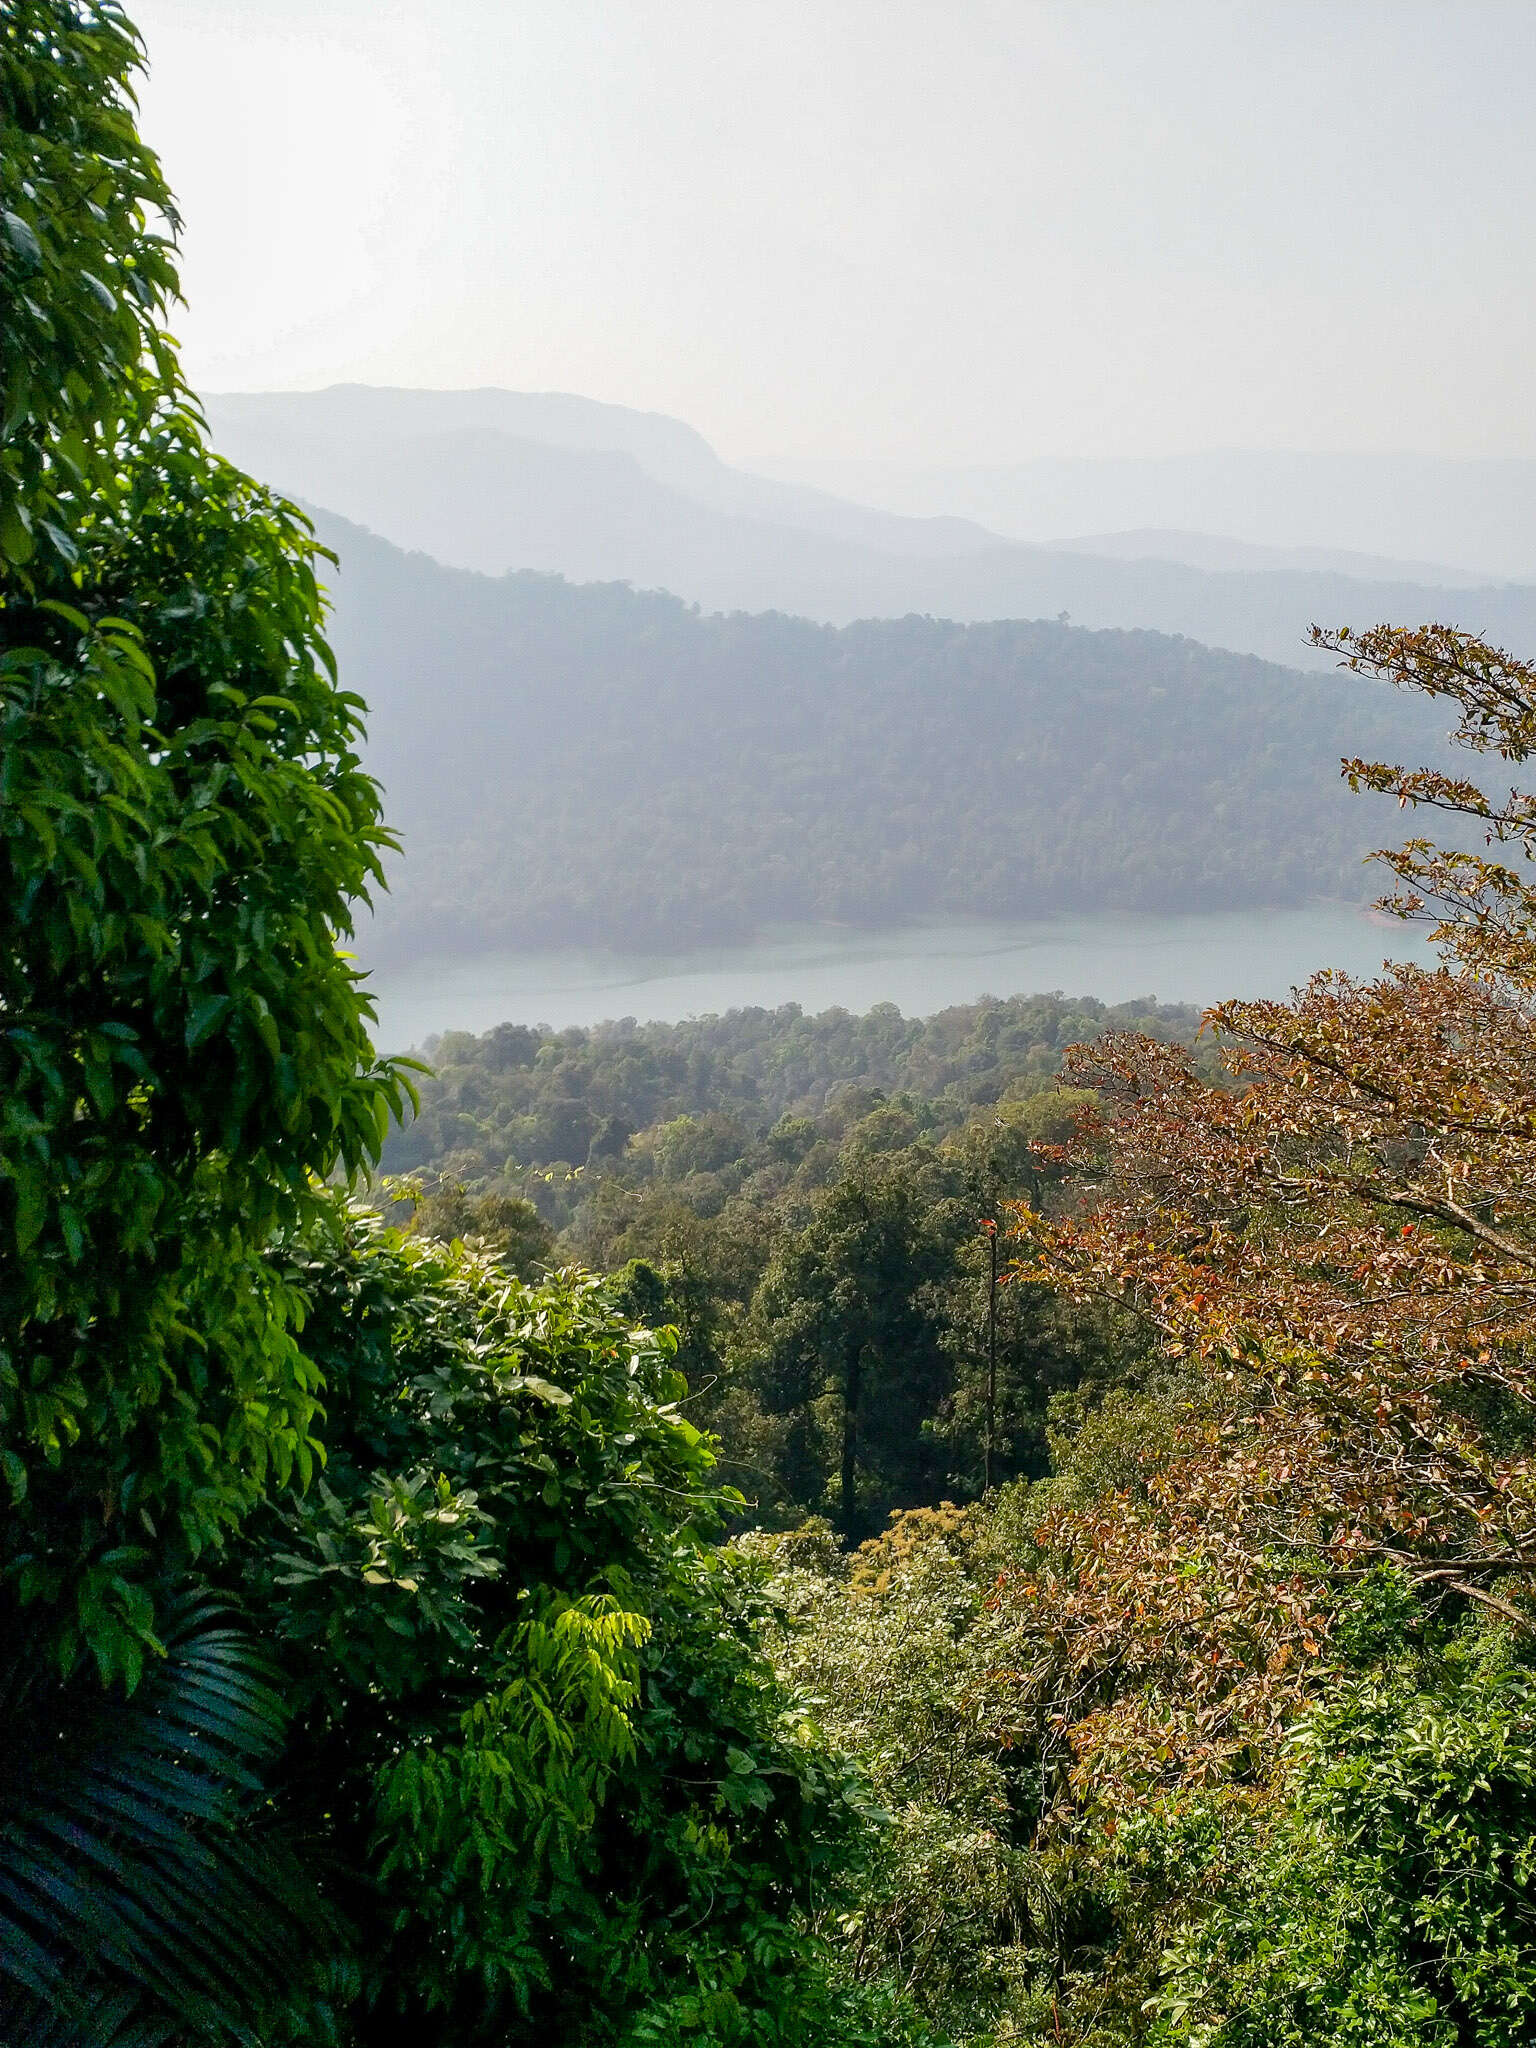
(748, 1505), (1048, 2042)
(238, 1210), (927, 2044)
(1153, 1636), (1536, 2048)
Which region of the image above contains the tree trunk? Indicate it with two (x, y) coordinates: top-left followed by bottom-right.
(985, 1223), (998, 1492)
(840, 1335), (863, 1542)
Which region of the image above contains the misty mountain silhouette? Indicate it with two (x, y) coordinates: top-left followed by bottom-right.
(206, 388), (1536, 671)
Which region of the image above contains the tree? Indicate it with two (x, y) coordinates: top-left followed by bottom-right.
(234, 1212), (904, 2046)
(1, 0), (178, 584)
(749, 1153), (969, 1537)
(1154, 1633), (1536, 2048)
(998, 622), (1536, 1961)
(1, 10), (409, 2039)
(1, 0), (411, 1685)
(387, 1171), (555, 1274)
(746, 1503), (1055, 2044)
(933, 1229), (1145, 1494)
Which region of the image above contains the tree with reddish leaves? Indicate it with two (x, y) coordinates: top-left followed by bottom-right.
(1006, 623), (1536, 1810)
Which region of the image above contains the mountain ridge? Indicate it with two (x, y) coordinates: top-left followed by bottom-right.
(205, 387), (1536, 670)
(784, 449), (1536, 581)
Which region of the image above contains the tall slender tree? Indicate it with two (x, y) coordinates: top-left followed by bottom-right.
(751, 1154), (968, 1535)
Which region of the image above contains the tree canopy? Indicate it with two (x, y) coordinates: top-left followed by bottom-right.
(1, 2), (413, 1688)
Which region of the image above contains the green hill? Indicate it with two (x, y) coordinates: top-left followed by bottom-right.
(313, 513), (1454, 960)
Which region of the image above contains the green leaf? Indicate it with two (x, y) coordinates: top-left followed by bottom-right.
(185, 993), (231, 1050)
(1, 209), (41, 263)
(502, 1373), (572, 1407)
(12, 1169), (45, 1254)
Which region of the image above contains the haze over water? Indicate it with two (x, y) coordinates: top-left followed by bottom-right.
(368, 903), (1440, 1054)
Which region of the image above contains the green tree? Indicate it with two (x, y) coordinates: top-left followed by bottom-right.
(1153, 1634), (1536, 2048)
(749, 1152), (969, 1536)
(387, 1171), (554, 1274)
(2, 10), (410, 2039)
(1, 0), (411, 1685)
(931, 1092), (1136, 1492)
(238, 1212), (912, 2046)
(933, 1233), (1144, 1491)
(1, 0), (178, 583)
(746, 1504), (1052, 2044)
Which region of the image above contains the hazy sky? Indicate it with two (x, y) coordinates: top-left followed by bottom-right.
(132, 0), (1536, 469)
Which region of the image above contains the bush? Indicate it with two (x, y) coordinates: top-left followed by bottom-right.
(1153, 1634), (1536, 2048)
(239, 1209), (924, 2044)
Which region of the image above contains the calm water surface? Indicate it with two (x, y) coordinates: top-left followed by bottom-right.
(364, 904), (1441, 1054)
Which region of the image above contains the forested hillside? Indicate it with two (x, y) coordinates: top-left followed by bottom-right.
(315, 511), (1455, 958)
(387, 990), (1204, 1178)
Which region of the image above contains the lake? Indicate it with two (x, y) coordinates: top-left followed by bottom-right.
(362, 903), (1442, 1054)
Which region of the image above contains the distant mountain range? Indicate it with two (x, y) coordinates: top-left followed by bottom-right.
(205, 388), (1536, 672)
(780, 450), (1536, 585)
(1041, 529), (1488, 587)
(306, 510), (1458, 964)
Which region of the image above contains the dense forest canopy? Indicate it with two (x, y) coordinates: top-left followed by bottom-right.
(313, 511), (1459, 959)
(380, 996), (1200, 1530)
(386, 990), (1204, 1181)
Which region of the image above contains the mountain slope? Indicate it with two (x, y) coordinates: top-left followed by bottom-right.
(204, 386), (996, 560)
(206, 389), (1536, 671)
(307, 513), (1457, 964)
(1047, 529), (1487, 586)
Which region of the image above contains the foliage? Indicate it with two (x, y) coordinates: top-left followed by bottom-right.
(745, 1443), (1536, 2048)
(385, 1170), (555, 1273)
(236, 1208), (924, 2045)
(1003, 629), (1536, 1803)
(968, 624), (1536, 2035)
(388, 993), (1204, 1183)
(0, 1), (177, 583)
(383, 998), (1164, 1527)
(0, 11), (412, 2040)
(0, 0), (412, 1685)
(1327, 620), (1536, 983)
(23, 13), (1536, 2046)
(0, 1594), (316, 2047)
(746, 1505), (1053, 2042)
(746, 1152), (971, 1535)
(1153, 1633), (1536, 2048)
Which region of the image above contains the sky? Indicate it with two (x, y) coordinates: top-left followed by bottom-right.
(132, 0), (1536, 470)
